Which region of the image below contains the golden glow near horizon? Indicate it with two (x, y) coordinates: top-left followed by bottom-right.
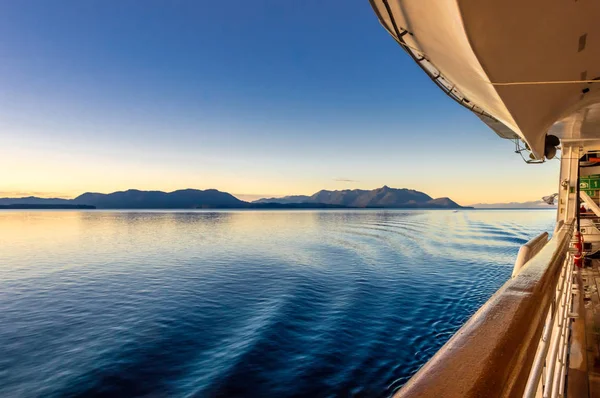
(1, 153), (558, 205)
(1, 125), (559, 206)
(0, 184), (557, 206)
(0, 0), (562, 208)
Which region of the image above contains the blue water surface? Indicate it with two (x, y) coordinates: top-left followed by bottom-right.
(0, 209), (555, 397)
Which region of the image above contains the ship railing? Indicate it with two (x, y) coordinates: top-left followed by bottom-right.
(395, 221), (574, 398)
(522, 249), (575, 398)
(512, 232), (550, 277)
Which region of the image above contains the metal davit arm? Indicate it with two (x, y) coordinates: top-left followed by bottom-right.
(395, 222), (574, 398)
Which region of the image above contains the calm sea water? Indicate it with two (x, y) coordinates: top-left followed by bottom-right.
(0, 209), (555, 397)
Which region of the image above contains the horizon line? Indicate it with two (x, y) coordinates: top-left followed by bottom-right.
(0, 186), (546, 206)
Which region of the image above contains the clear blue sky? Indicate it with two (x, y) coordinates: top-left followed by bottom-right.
(0, 0), (557, 204)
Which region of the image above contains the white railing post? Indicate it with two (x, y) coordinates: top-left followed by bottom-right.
(542, 253), (573, 398)
(524, 252), (574, 398)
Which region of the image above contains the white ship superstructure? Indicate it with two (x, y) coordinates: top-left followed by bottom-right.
(370, 1), (600, 396)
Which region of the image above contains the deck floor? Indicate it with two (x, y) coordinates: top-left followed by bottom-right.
(569, 259), (600, 397)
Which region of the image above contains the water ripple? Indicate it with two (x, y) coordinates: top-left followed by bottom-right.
(0, 209), (555, 397)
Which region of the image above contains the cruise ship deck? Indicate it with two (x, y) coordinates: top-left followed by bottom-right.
(572, 259), (600, 398)
(367, 1), (600, 395)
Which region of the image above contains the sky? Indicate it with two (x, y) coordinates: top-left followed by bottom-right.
(0, 0), (559, 205)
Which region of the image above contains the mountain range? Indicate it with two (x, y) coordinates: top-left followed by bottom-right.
(73, 189), (244, 209)
(0, 189), (245, 209)
(254, 186), (465, 208)
(469, 200), (555, 209)
(0, 186), (469, 209)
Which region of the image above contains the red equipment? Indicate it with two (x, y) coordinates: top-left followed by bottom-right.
(574, 231), (584, 268)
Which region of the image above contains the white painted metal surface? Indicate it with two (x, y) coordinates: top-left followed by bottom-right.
(557, 145), (581, 224)
(580, 191), (600, 217)
(369, 0), (600, 158)
(579, 219), (600, 248)
(523, 253), (575, 398)
(368, 1), (600, 396)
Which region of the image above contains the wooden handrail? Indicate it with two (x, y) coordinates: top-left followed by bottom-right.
(395, 222), (574, 398)
(512, 232), (550, 277)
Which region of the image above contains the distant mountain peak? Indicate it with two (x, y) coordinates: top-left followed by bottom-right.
(0, 186), (468, 210)
(470, 200), (555, 209)
(253, 194), (311, 205)
(73, 188), (245, 209)
(255, 186), (465, 209)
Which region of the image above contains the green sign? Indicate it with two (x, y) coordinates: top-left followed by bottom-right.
(581, 174), (600, 195)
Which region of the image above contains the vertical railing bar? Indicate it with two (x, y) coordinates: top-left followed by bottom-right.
(524, 254), (570, 398)
(556, 268), (574, 398)
(543, 254), (572, 397)
(551, 272), (572, 397)
(547, 254), (574, 398)
(558, 277), (574, 397)
(523, 308), (556, 397)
